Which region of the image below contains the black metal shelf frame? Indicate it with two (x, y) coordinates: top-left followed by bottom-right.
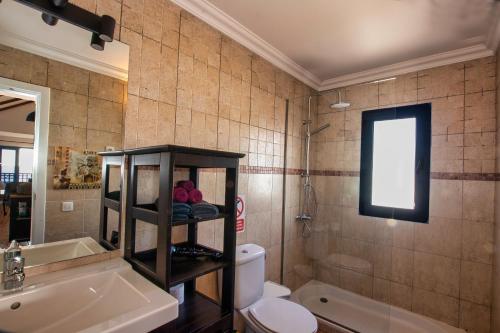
(98, 151), (125, 251)
(123, 145), (244, 333)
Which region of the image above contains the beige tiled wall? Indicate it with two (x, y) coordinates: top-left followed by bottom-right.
(310, 57), (497, 332)
(67, 0), (314, 285)
(0, 44), (126, 243)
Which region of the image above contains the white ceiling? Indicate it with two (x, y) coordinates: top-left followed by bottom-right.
(174, 0), (500, 90)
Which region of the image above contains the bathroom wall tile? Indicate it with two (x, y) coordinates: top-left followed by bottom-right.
(390, 281), (412, 311)
(463, 181), (494, 223)
(157, 102), (176, 144)
(414, 217), (461, 258)
(460, 260), (492, 306)
(459, 300), (491, 333)
(429, 180), (462, 219)
(122, 0), (144, 34)
(461, 220), (494, 265)
(48, 125), (87, 149)
(86, 129), (122, 152)
(340, 238), (374, 275)
(120, 27), (142, 95)
(45, 200), (84, 242)
(379, 74), (418, 106)
(373, 278), (390, 304)
(373, 245), (392, 280)
(345, 83), (378, 110)
(412, 288), (459, 326)
(83, 199), (100, 240)
(124, 94), (139, 148)
(417, 63), (464, 100)
(137, 97), (158, 147)
(220, 36), (252, 83)
(391, 220), (414, 250)
(430, 134), (463, 173)
(50, 89), (88, 128)
(251, 56), (276, 95)
(464, 91), (496, 133)
(139, 37), (161, 100)
(426, 95), (464, 135)
(391, 248), (413, 286)
(159, 45), (179, 106)
(87, 97), (123, 134)
(47, 60), (89, 95)
(464, 56), (496, 94)
(464, 131), (496, 173)
(89, 72), (125, 103)
(340, 268), (373, 298)
(342, 208), (376, 243)
(413, 252), (460, 297)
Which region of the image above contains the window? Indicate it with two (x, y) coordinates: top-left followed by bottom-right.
(359, 103), (431, 223)
(0, 147), (34, 184)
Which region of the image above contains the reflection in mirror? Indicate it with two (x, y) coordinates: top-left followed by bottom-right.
(0, 0), (129, 270)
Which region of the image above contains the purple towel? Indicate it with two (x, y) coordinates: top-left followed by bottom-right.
(188, 189), (203, 204)
(177, 180), (195, 192)
(173, 187), (189, 203)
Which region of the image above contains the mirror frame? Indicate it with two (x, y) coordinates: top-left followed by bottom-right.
(0, 76), (50, 245)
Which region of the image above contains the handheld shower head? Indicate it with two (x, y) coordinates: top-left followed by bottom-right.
(330, 90), (350, 109)
(310, 123), (330, 135)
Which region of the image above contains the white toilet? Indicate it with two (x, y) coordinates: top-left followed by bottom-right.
(228, 243), (318, 333)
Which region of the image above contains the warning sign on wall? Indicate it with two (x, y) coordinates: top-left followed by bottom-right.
(236, 195), (245, 233)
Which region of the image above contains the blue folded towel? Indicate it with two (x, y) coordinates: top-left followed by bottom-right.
(172, 202), (192, 221)
(191, 202), (219, 219)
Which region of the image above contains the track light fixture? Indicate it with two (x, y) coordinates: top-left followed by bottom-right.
(11, 0), (115, 51)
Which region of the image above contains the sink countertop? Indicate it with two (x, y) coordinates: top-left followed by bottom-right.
(0, 258), (178, 333)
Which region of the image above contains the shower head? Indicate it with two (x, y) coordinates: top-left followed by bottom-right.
(310, 123), (330, 135)
(330, 90), (350, 109)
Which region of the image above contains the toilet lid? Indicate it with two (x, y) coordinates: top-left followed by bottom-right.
(248, 298), (317, 333)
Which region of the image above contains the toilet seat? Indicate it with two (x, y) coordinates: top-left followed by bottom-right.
(248, 297), (317, 333)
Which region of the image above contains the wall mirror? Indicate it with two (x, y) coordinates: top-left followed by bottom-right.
(0, 0), (129, 270)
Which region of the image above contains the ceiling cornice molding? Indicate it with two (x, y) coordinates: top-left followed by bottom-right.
(319, 44), (494, 91)
(171, 0), (322, 90)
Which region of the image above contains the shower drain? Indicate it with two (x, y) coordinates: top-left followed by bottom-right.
(320, 297), (328, 303)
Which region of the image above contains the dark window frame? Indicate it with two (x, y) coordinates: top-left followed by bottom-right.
(359, 103), (431, 223)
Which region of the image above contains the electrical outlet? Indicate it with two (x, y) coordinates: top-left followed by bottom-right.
(61, 201), (74, 212)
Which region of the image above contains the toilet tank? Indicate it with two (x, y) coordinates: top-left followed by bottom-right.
(234, 243), (265, 309)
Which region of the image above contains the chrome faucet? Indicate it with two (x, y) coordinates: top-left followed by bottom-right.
(2, 241), (25, 290)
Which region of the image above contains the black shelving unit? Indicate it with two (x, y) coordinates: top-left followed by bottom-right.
(123, 145), (244, 333)
(98, 150), (125, 250)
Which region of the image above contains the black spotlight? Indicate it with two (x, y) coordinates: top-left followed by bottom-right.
(41, 12), (58, 25)
(91, 32), (105, 51)
(41, 0), (69, 26)
(26, 111), (35, 122)
(99, 15), (115, 42)
(51, 0), (68, 6)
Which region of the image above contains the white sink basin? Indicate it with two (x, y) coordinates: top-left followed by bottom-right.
(0, 258), (178, 333)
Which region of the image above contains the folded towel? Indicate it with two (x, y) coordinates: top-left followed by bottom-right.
(173, 187), (189, 203)
(177, 180), (195, 192)
(172, 202), (192, 221)
(173, 202), (191, 214)
(173, 214), (189, 221)
(188, 189), (203, 204)
(191, 201), (219, 219)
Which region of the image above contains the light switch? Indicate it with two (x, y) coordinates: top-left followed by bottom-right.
(61, 201), (74, 212)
